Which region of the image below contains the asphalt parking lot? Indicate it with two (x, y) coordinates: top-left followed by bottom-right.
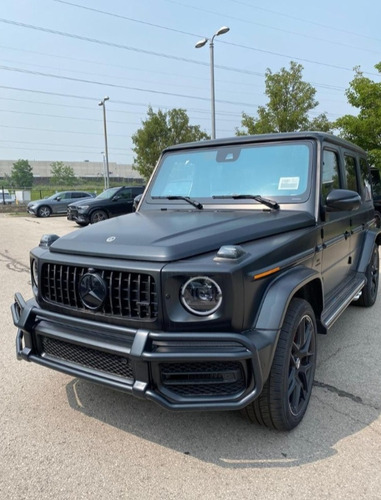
(1, 213), (380, 499)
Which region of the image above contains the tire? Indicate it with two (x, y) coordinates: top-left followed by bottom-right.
(242, 298), (317, 431)
(37, 205), (51, 218)
(90, 209), (108, 224)
(356, 244), (379, 307)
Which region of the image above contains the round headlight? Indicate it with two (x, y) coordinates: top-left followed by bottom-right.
(180, 276), (222, 316)
(31, 259), (38, 287)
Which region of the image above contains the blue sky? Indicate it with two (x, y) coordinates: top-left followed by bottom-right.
(1, 0), (380, 165)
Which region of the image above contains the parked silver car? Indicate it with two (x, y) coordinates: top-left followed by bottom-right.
(27, 191), (94, 217)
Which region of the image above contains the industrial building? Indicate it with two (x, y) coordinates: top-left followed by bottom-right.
(0, 160), (143, 183)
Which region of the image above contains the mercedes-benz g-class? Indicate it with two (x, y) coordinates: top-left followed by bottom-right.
(12, 132), (380, 430)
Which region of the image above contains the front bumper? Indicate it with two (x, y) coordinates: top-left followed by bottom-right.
(11, 293), (276, 411)
(67, 212), (89, 223)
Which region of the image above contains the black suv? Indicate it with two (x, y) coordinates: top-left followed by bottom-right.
(12, 132), (380, 431)
(67, 185), (145, 225)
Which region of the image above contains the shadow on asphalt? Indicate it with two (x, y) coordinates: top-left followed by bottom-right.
(65, 304), (380, 469)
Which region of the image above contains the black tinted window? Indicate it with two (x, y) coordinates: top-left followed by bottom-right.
(344, 155), (358, 192)
(322, 150), (340, 203)
(118, 189), (132, 200)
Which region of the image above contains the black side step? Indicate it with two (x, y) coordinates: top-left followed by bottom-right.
(321, 275), (365, 330)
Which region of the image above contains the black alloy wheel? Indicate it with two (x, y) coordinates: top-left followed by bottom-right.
(242, 298), (317, 431)
(90, 210), (108, 224)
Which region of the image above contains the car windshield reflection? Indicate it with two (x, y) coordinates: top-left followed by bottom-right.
(150, 142), (312, 204)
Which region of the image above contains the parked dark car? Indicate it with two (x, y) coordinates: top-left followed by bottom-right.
(12, 132), (380, 431)
(67, 185), (145, 226)
(27, 191), (94, 217)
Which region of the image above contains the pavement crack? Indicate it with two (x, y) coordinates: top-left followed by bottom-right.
(314, 380), (380, 410)
(0, 251), (30, 273)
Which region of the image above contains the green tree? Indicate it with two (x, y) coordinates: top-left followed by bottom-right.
(335, 64), (381, 169)
(50, 161), (77, 186)
(237, 61), (331, 135)
(132, 107), (209, 180)
(10, 159), (33, 187)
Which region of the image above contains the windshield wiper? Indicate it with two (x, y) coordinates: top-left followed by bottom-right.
(152, 196), (203, 209)
(212, 194), (279, 210)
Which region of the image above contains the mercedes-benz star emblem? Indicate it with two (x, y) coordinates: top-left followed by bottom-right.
(79, 273), (107, 310)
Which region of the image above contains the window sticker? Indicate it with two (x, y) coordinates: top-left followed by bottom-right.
(278, 177), (300, 190)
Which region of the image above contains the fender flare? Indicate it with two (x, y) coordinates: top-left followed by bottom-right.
(357, 228), (381, 274)
(255, 266), (322, 333)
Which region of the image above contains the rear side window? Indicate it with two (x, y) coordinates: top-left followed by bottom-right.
(322, 150), (340, 203)
(344, 155), (358, 192)
(359, 158), (372, 201)
(118, 188), (132, 200)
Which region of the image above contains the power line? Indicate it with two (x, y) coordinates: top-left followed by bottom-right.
(0, 64), (261, 107)
(220, 40), (375, 75)
(0, 48), (348, 94)
(0, 124), (127, 137)
(0, 93), (244, 118)
(229, 0), (381, 43)
(0, 145), (133, 158)
(52, 0), (203, 39)
(1, 17), (378, 79)
(1, 56), (222, 95)
(54, 0), (381, 56)
(0, 18), (259, 77)
(0, 44), (263, 88)
(0, 139), (133, 153)
(0, 108), (140, 126)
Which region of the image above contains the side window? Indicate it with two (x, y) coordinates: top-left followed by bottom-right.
(360, 158), (372, 201)
(118, 188), (132, 200)
(322, 150), (340, 203)
(344, 155), (358, 192)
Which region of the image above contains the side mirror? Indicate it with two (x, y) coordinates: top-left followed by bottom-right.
(56, 197), (61, 201)
(325, 189), (361, 211)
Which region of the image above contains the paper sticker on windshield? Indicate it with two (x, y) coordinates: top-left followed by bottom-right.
(278, 177), (300, 190)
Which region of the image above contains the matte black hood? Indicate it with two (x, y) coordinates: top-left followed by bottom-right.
(50, 210), (315, 262)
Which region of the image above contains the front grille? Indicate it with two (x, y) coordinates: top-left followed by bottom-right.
(160, 361), (246, 397)
(40, 336), (134, 380)
(40, 264), (158, 319)
(67, 207), (78, 217)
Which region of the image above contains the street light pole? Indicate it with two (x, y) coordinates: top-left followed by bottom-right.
(195, 26), (230, 140)
(101, 151), (107, 190)
(98, 96), (110, 189)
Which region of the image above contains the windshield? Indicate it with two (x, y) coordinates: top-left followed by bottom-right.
(150, 142), (312, 204)
(96, 187), (120, 200)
